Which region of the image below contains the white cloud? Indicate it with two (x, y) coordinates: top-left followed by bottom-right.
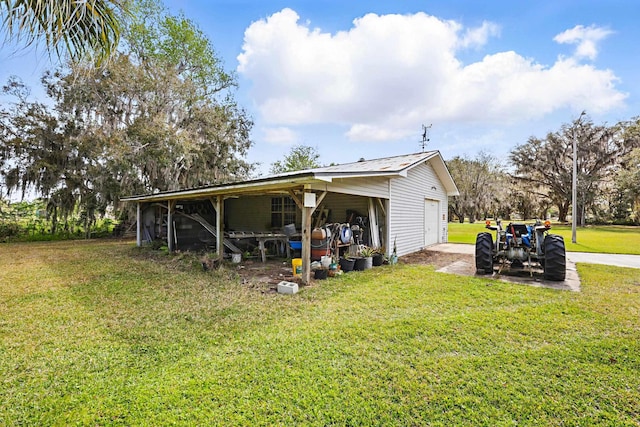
(458, 21), (501, 49)
(553, 24), (613, 60)
(262, 126), (298, 145)
(238, 10), (626, 142)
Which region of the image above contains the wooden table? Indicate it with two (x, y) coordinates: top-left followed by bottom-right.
(226, 231), (291, 262)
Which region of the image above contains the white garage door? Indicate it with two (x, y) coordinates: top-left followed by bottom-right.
(424, 199), (440, 246)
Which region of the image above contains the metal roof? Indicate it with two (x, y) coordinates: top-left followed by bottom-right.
(121, 151), (458, 202)
(269, 151), (439, 179)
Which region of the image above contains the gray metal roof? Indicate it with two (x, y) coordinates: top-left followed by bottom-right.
(269, 151), (439, 179)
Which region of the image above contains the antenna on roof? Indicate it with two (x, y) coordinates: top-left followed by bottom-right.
(420, 124), (432, 152)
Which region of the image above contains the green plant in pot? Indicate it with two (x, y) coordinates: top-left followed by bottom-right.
(339, 254), (355, 272)
(371, 247), (385, 266)
(359, 246), (375, 257)
(356, 246), (374, 270)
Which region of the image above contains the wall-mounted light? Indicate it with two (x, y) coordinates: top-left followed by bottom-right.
(430, 186), (437, 190)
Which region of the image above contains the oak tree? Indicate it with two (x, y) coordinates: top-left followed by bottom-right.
(0, 0), (254, 235)
(270, 145), (321, 174)
(510, 115), (640, 223)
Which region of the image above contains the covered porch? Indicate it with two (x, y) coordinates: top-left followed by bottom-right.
(123, 176), (388, 285)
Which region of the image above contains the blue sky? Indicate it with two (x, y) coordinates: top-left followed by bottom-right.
(2, 0), (640, 176)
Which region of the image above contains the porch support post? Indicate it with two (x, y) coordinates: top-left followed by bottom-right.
(385, 199), (392, 257)
(212, 196), (224, 259)
(136, 202), (142, 247)
(167, 200), (175, 252)
(301, 199), (312, 285)
(376, 197), (387, 217)
(290, 187), (320, 285)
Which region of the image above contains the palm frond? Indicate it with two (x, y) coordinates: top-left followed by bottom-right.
(0, 0), (126, 64)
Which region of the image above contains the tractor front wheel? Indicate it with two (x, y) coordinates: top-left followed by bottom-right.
(475, 232), (494, 274)
(543, 234), (566, 281)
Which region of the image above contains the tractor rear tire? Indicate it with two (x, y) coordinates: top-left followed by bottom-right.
(543, 234), (566, 281)
(475, 232), (494, 274)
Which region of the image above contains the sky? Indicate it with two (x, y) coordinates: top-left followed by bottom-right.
(2, 0), (640, 177)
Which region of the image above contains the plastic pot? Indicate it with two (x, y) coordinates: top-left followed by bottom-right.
(372, 253), (384, 266)
(314, 269), (328, 280)
(339, 257), (355, 272)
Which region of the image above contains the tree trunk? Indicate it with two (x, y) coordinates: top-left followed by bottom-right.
(557, 202), (569, 223)
(50, 206), (58, 234)
(538, 207), (548, 220)
(84, 216), (91, 239)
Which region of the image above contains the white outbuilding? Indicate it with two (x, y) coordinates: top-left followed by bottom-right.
(121, 151), (459, 283)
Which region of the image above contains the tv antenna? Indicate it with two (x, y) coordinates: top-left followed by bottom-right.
(420, 124), (432, 152)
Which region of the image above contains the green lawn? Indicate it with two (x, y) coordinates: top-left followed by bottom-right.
(448, 222), (640, 254)
(1, 240), (639, 425)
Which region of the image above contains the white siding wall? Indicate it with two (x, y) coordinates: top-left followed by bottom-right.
(319, 192), (369, 223)
(311, 176), (389, 198)
(388, 161), (449, 257)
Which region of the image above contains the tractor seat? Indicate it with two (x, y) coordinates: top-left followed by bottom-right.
(507, 223), (529, 237)
(506, 223), (532, 248)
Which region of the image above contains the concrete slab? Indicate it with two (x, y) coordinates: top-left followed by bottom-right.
(429, 242), (640, 292)
(430, 243), (581, 291)
(436, 258), (581, 291)
(429, 243), (475, 254)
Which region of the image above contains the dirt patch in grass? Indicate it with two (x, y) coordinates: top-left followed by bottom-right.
(234, 250), (475, 289)
(400, 248), (475, 271)
(229, 260), (301, 289)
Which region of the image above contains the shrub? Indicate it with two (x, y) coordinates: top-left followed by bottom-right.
(0, 220), (22, 241)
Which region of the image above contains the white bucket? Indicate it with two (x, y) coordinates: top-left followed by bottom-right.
(320, 256), (331, 268)
(231, 253), (242, 263)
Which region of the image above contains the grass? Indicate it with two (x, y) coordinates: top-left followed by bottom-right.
(448, 222), (640, 254)
(1, 239), (640, 425)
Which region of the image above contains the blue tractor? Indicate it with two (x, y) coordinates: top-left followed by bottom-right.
(475, 219), (566, 281)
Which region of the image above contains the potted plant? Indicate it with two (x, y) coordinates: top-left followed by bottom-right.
(339, 254), (355, 272)
(355, 246), (374, 270)
(314, 268), (328, 280)
(371, 247), (385, 266)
